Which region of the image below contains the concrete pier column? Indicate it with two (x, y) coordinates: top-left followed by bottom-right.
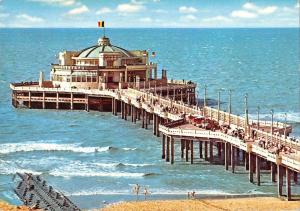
(277, 165), (283, 196)
(131, 105), (134, 122)
(181, 139), (185, 158)
(231, 145), (235, 173)
(42, 91), (45, 109)
(190, 140), (194, 164)
(256, 156), (261, 186)
(171, 137), (175, 164)
(286, 168), (291, 201)
(156, 116), (160, 137)
(225, 142), (229, 170)
(132, 106), (137, 124)
(271, 162), (276, 182)
(124, 103), (127, 120)
(141, 110), (145, 128)
(249, 153), (254, 183)
(209, 140), (213, 163)
(112, 98), (114, 114)
(70, 92), (73, 110)
(199, 141), (203, 159)
(153, 114), (156, 135)
(166, 136), (170, 162)
(127, 104), (131, 116)
(121, 102), (124, 119)
(236, 148), (240, 165)
(185, 139), (189, 162)
(204, 141), (208, 161)
(145, 112), (148, 129)
(218, 143), (222, 160)
(28, 91), (31, 109)
(56, 92), (59, 110)
(294, 172), (298, 184)
(162, 134), (166, 159)
(245, 152), (249, 170)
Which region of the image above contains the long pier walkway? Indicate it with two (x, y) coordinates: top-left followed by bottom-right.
(10, 82), (300, 201)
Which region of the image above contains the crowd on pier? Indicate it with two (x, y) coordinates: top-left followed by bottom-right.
(134, 93), (298, 157)
(186, 114), (297, 156)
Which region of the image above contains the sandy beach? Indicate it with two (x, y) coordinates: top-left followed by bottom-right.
(0, 201), (32, 211)
(101, 197), (300, 211)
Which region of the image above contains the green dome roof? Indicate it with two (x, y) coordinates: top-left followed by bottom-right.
(77, 37), (132, 58)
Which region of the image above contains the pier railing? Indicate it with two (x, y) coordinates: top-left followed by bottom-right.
(159, 124), (299, 171)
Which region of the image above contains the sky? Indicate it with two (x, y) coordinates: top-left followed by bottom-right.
(0, 0), (299, 28)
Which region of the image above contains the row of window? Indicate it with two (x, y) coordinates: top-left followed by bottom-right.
(52, 75), (98, 83)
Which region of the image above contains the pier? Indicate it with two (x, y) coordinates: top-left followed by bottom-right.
(10, 35), (300, 202)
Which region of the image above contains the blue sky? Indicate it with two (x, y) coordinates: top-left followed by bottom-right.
(0, 0), (299, 28)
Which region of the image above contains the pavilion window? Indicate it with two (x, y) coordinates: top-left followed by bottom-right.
(82, 75), (86, 82)
(87, 76), (91, 82)
(92, 76), (97, 82)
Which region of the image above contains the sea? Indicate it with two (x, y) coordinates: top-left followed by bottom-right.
(0, 28), (299, 209)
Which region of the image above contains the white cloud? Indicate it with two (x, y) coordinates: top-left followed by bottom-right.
(296, 2), (299, 8)
(16, 13), (44, 23)
(231, 10), (257, 18)
(203, 15), (232, 23)
(258, 6), (277, 15)
(179, 6), (198, 14)
(242, 3), (277, 15)
(139, 17), (152, 23)
(116, 3), (144, 13)
(66, 5), (89, 16)
(96, 7), (113, 15)
(29, 0), (76, 7)
(181, 14), (197, 22)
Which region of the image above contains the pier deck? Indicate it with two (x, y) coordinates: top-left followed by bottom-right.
(10, 81), (299, 201)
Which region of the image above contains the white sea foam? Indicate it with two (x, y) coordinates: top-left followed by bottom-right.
(0, 142), (111, 154)
(0, 160), (42, 175)
(67, 188), (272, 197)
(49, 170), (145, 178)
(48, 160), (153, 178)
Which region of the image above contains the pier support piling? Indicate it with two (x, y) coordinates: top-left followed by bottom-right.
(171, 137), (174, 164)
(166, 136), (170, 162)
(256, 156), (261, 186)
(271, 162), (276, 182)
(277, 165), (283, 196)
(199, 141), (203, 159)
(190, 140), (194, 164)
(249, 153), (254, 183)
(162, 134), (166, 159)
(231, 145), (235, 173)
(185, 139), (189, 162)
(286, 168), (291, 201)
(225, 142), (229, 170)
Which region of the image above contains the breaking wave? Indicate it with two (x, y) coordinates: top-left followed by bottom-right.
(0, 160), (43, 175)
(0, 142), (137, 155)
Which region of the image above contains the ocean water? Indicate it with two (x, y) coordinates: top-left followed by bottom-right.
(0, 28), (299, 209)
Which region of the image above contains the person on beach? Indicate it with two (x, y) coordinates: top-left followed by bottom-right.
(143, 187), (149, 200)
(187, 192), (190, 199)
(132, 184), (140, 200)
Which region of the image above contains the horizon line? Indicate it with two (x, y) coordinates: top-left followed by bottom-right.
(0, 26), (299, 29)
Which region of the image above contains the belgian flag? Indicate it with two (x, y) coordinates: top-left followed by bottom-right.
(98, 21), (105, 28)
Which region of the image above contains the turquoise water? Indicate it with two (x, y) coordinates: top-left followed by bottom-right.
(0, 28), (299, 209)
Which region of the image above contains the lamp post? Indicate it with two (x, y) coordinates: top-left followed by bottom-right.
(217, 89), (221, 121)
(257, 106), (260, 130)
(284, 113), (287, 139)
(204, 85), (207, 107)
(228, 89), (232, 125)
(244, 94), (249, 136)
(270, 109), (274, 143)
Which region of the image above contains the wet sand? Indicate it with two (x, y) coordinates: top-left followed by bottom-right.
(101, 197), (300, 211)
(0, 201), (32, 211)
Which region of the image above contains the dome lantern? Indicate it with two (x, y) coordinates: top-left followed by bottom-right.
(98, 36), (111, 46)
